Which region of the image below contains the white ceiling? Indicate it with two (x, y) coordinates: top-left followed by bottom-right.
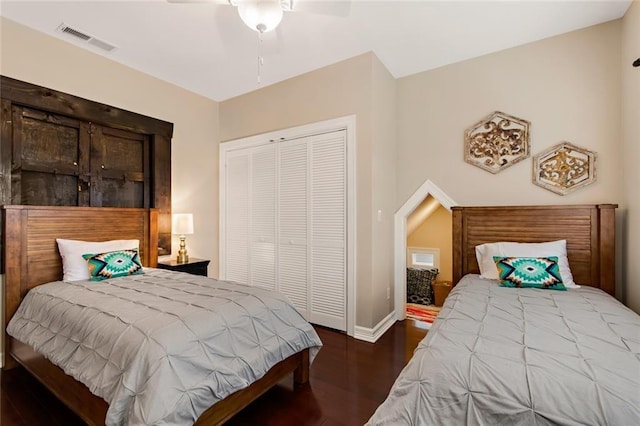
(0, 0), (632, 101)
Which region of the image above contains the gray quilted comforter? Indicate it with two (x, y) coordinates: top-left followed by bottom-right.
(368, 274), (640, 425)
(7, 268), (322, 425)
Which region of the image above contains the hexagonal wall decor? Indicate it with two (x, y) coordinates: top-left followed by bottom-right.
(533, 142), (597, 195)
(464, 111), (530, 174)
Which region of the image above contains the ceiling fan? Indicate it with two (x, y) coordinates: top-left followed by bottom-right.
(167, 0), (351, 33)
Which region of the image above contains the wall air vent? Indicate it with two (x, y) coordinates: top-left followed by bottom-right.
(56, 23), (117, 52)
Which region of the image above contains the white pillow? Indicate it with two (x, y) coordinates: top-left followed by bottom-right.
(475, 240), (578, 288)
(56, 239), (140, 281)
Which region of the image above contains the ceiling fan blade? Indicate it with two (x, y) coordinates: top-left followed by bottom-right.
(291, 0), (351, 17)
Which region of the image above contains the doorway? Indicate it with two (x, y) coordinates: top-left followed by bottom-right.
(405, 197), (452, 324)
(394, 180), (457, 321)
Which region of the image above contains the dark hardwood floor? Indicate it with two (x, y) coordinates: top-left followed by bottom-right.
(1, 320), (428, 426)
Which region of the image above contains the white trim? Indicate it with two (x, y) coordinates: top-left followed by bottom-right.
(220, 115), (357, 337)
(220, 116), (357, 151)
(394, 180), (457, 321)
(219, 143), (227, 280)
(346, 117), (357, 339)
(353, 312), (396, 343)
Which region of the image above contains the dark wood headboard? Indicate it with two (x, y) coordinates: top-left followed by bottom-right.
(2, 205), (158, 368)
(452, 204), (617, 295)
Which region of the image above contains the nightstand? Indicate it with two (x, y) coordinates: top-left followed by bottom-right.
(433, 281), (452, 307)
(157, 258), (210, 277)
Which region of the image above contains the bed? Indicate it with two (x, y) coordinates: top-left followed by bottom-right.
(368, 204), (640, 425)
(1, 205), (321, 425)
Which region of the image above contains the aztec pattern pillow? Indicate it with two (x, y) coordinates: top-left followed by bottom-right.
(493, 256), (566, 291)
(476, 240), (577, 287)
(57, 239), (139, 281)
(82, 249), (144, 282)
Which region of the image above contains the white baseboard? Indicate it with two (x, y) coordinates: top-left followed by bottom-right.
(353, 311), (396, 343)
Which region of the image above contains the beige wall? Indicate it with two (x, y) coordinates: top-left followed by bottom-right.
(396, 21), (622, 207)
(407, 205), (453, 282)
(397, 20), (629, 305)
(621, 1), (640, 312)
(220, 53), (386, 328)
(221, 54), (398, 328)
(371, 55), (397, 323)
(0, 17), (221, 273)
(222, 17), (633, 324)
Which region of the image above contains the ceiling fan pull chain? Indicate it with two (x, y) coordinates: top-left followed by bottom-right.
(257, 31), (264, 84)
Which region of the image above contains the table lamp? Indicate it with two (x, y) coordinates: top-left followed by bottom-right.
(173, 213), (194, 263)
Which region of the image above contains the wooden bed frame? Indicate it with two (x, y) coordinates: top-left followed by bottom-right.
(452, 204), (617, 295)
(1, 205), (310, 425)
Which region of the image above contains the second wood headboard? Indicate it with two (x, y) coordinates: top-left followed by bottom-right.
(452, 204), (617, 295)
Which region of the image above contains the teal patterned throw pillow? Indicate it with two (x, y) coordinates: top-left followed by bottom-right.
(493, 256), (566, 291)
(82, 249), (143, 281)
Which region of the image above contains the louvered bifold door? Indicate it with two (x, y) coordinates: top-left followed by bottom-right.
(223, 129), (347, 331)
(250, 144), (277, 291)
(225, 150), (250, 285)
(309, 131), (347, 331)
(278, 138), (309, 318)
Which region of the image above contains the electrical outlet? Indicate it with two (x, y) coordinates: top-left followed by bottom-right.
(386, 287), (391, 300)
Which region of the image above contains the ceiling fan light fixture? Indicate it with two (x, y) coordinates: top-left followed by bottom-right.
(237, 0), (283, 33)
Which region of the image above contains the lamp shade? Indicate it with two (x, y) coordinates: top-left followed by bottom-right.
(172, 213), (194, 235)
(237, 0), (283, 33)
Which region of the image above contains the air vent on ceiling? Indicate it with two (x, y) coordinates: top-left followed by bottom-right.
(56, 23), (117, 52)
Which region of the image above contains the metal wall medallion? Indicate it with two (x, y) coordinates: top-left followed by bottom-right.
(533, 142), (596, 195)
(464, 111), (530, 174)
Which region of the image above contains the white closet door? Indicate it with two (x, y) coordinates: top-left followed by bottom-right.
(222, 128), (347, 331)
(278, 138), (309, 317)
(250, 144), (277, 290)
(224, 151), (250, 285)
(310, 131), (346, 330)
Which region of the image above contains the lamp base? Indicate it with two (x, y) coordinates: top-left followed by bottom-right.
(177, 235), (189, 264)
